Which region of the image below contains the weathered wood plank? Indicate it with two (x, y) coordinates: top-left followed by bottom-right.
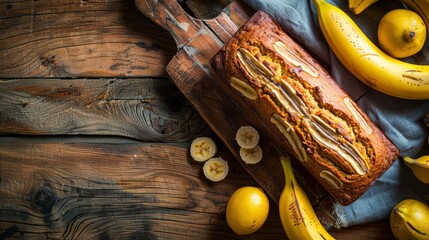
(0, 0), (176, 78)
(0, 142), (396, 239)
(0, 142), (284, 239)
(0, 78), (209, 142)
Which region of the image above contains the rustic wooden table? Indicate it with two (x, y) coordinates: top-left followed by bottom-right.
(0, 0), (395, 239)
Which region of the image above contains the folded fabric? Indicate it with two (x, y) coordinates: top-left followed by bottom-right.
(243, 0), (429, 228)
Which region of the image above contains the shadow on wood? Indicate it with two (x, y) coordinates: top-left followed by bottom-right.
(0, 142), (284, 239)
(0, 78), (209, 142)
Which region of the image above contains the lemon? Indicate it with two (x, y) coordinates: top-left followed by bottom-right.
(378, 9), (426, 58)
(226, 186), (269, 235)
(390, 199), (429, 239)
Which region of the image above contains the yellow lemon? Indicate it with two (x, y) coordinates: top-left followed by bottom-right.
(226, 186), (269, 235)
(378, 9), (426, 58)
(390, 199), (429, 239)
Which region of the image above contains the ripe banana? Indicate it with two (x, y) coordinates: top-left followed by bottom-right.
(203, 157), (229, 182)
(190, 137), (217, 162)
(348, 0), (379, 14)
(403, 155), (429, 184)
(278, 155), (335, 240)
(390, 199), (429, 240)
(312, 0), (429, 100)
(348, 0), (429, 35)
(235, 126), (260, 149)
(239, 145), (263, 164)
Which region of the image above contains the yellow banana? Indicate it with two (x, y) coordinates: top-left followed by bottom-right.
(278, 155), (335, 240)
(348, 0), (429, 34)
(348, 0), (379, 14)
(403, 155), (429, 184)
(312, 0), (429, 100)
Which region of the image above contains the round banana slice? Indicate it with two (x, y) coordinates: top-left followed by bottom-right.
(235, 126), (260, 149)
(203, 158), (229, 182)
(190, 137), (217, 162)
(239, 145), (263, 164)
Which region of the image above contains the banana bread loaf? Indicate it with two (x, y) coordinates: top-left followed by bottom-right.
(211, 11), (399, 205)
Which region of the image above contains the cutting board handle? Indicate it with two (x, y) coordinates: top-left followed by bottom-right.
(135, 0), (201, 48)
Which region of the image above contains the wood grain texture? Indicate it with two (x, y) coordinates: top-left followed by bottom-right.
(0, 78), (209, 142)
(0, 142), (395, 239)
(0, 142), (284, 239)
(0, 0), (176, 78)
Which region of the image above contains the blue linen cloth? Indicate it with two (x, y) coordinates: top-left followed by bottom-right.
(242, 0), (429, 228)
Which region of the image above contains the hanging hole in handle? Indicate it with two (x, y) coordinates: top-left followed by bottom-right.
(177, 0), (232, 19)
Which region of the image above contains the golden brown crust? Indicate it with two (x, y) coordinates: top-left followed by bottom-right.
(211, 11), (399, 205)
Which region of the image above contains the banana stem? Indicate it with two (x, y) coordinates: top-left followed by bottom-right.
(402, 156), (415, 164)
(312, 0), (328, 16)
(280, 155), (295, 184)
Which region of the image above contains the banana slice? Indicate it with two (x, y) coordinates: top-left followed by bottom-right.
(239, 145), (263, 164)
(203, 158), (229, 182)
(190, 137), (217, 162)
(235, 126), (260, 149)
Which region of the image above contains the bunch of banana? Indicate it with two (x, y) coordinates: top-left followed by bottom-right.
(278, 155), (335, 240)
(403, 155), (429, 185)
(312, 0), (429, 100)
(348, 0), (429, 34)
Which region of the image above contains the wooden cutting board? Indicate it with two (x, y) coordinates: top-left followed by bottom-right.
(135, 0), (337, 227)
